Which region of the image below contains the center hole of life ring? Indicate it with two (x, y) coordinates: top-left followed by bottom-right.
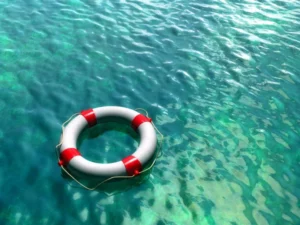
(76, 122), (139, 164)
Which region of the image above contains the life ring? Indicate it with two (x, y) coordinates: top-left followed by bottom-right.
(58, 106), (157, 178)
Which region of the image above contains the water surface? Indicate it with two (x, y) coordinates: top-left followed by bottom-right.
(0, 0), (300, 224)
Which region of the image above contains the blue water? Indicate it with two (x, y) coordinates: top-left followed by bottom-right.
(1, 0), (300, 224)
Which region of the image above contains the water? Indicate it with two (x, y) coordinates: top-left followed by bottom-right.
(0, 0), (300, 224)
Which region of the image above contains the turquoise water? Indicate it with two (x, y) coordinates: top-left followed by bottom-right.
(1, 0), (300, 224)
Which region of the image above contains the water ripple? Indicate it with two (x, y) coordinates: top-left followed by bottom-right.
(0, 0), (300, 224)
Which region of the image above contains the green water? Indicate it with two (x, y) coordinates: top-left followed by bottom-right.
(0, 0), (300, 224)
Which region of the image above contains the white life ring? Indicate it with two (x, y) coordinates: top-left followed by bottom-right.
(58, 106), (157, 178)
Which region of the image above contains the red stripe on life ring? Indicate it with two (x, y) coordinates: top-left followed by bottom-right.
(58, 148), (81, 166)
(122, 155), (142, 176)
(131, 114), (152, 131)
(81, 109), (97, 127)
